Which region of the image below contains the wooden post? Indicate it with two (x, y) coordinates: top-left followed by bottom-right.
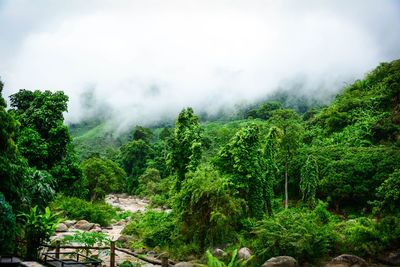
(56, 240), (61, 259)
(161, 255), (168, 267)
(110, 241), (115, 267)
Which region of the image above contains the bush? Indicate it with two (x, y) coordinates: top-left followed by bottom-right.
(121, 210), (175, 248)
(252, 207), (338, 263)
(0, 193), (17, 254)
(50, 195), (117, 226)
(339, 216), (400, 257)
(20, 206), (63, 260)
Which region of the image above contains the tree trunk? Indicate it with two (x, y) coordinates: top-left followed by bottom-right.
(285, 154), (289, 209)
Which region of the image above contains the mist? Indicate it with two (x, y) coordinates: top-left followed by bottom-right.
(1, 0), (399, 133)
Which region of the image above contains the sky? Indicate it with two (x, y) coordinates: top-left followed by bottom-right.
(0, 0), (399, 131)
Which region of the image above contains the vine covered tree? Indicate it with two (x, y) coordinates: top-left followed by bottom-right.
(168, 107), (202, 191)
(261, 126), (282, 216)
(300, 155), (319, 208)
(214, 123), (264, 218)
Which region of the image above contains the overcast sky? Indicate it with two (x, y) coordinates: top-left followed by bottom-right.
(0, 0), (399, 131)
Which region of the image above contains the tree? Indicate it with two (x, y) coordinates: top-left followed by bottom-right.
(9, 89), (87, 197)
(269, 109), (303, 209)
(168, 107), (202, 191)
(214, 123), (264, 218)
(261, 126), (282, 216)
(0, 81), (29, 208)
(81, 155), (125, 201)
(300, 155), (319, 208)
(132, 126), (153, 143)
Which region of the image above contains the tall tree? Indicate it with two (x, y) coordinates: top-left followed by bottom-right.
(214, 123), (264, 218)
(269, 109), (303, 209)
(81, 155), (125, 201)
(300, 155), (319, 208)
(10, 89), (87, 198)
(168, 107), (202, 191)
(261, 126), (282, 216)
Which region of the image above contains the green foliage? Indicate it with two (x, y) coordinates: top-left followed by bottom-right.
(81, 155), (125, 201)
(62, 231), (110, 256)
(120, 139), (152, 191)
(137, 168), (161, 196)
(119, 261), (135, 267)
(0, 193), (17, 254)
(121, 210), (175, 248)
(252, 207), (337, 263)
(20, 206), (63, 260)
(246, 102), (283, 120)
(10, 89), (87, 198)
(339, 216), (400, 257)
(214, 123), (264, 218)
(132, 125), (153, 143)
(300, 155), (318, 207)
(172, 166), (242, 250)
(202, 249), (253, 267)
(50, 195), (117, 226)
(374, 168), (400, 213)
(26, 168), (56, 210)
(168, 107), (202, 191)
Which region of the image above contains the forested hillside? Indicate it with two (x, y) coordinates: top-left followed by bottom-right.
(1, 59), (400, 266)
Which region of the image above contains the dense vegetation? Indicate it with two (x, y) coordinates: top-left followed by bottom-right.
(1, 59), (400, 265)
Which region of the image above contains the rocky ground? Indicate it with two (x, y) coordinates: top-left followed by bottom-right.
(50, 194), (161, 267)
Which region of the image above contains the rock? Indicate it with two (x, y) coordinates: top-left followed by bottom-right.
(211, 248), (227, 258)
(111, 219), (117, 224)
(115, 219), (127, 226)
(147, 251), (157, 257)
(380, 252), (400, 265)
(117, 235), (129, 243)
(325, 254), (367, 267)
(56, 223), (68, 232)
(174, 262), (196, 267)
(75, 220), (94, 231)
(63, 220), (76, 228)
(103, 225), (113, 230)
(261, 256), (297, 267)
(89, 226), (102, 233)
(238, 247), (252, 260)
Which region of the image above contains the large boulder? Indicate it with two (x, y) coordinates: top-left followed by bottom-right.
(212, 248), (227, 258)
(75, 220), (94, 231)
(325, 254), (367, 267)
(56, 223), (68, 232)
(238, 247), (252, 260)
(63, 220), (76, 228)
(380, 252), (400, 266)
(261, 256), (297, 267)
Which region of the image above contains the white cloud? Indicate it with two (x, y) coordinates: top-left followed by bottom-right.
(0, 0), (399, 131)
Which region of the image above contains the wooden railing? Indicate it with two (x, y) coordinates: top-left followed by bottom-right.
(43, 241), (174, 267)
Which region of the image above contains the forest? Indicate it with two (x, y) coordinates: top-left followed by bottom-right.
(1, 59), (400, 266)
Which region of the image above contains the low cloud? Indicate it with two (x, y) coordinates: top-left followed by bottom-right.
(1, 0), (399, 133)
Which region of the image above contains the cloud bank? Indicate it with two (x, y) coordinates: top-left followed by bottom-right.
(0, 0), (399, 132)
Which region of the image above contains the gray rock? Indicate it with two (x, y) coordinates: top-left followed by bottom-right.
(211, 248), (227, 258)
(174, 262), (196, 267)
(56, 223), (68, 232)
(111, 219), (117, 224)
(89, 227), (102, 233)
(380, 252), (400, 266)
(238, 247), (252, 260)
(117, 235), (129, 243)
(75, 220), (94, 231)
(63, 220), (76, 228)
(115, 219), (127, 226)
(261, 256), (297, 267)
(325, 254), (367, 267)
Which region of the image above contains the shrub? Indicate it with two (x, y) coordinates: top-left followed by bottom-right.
(339, 216), (400, 257)
(252, 208), (338, 263)
(50, 195), (117, 226)
(20, 206), (63, 260)
(0, 193), (17, 254)
(121, 210), (175, 248)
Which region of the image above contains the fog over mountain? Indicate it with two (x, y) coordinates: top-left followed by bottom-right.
(1, 0), (399, 132)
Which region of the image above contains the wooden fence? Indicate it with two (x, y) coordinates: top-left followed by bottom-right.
(44, 241), (174, 267)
